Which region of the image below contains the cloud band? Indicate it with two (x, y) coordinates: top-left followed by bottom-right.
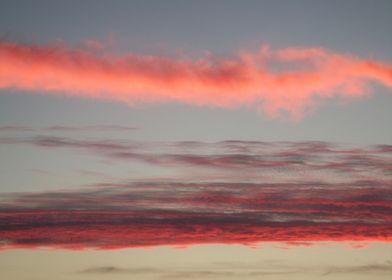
(1, 42), (392, 118)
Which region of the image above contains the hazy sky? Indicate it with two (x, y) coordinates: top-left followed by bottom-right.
(0, 1), (391, 279)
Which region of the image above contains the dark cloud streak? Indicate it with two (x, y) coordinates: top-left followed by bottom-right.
(1, 136), (391, 178)
(0, 125), (137, 133)
(0, 139), (391, 249)
(0, 180), (391, 250)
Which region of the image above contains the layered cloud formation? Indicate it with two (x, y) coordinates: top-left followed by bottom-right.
(1, 136), (391, 183)
(0, 180), (391, 249)
(0, 139), (391, 249)
(1, 41), (392, 118)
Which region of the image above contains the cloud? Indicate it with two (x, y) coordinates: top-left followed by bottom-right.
(79, 265), (289, 278)
(46, 125), (137, 132)
(1, 137), (391, 182)
(79, 262), (392, 278)
(0, 177), (391, 250)
(0, 125), (137, 132)
(81, 266), (161, 274)
(0, 139), (390, 250)
(0, 125), (34, 132)
(323, 262), (392, 275)
(1, 41), (392, 119)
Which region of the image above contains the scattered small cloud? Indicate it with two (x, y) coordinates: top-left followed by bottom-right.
(81, 266), (162, 274)
(0, 125), (137, 133)
(77, 261), (392, 279)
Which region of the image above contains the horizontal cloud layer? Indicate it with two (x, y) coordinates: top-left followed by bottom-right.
(1, 41), (392, 118)
(0, 139), (391, 249)
(80, 261), (392, 278)
(1, 137), (391, 183)
(0, 179), (391, 250)
(0, 125), (137, 132)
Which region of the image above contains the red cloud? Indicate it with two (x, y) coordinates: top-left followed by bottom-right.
(0, 140), (391, 250)
(0, 180), (391, 250)
(1, 42), (391, 119)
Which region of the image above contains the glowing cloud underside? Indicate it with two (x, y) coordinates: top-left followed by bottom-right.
(0, 181), (391, 250)
(0, 141), (391, 250)
(1, 42), (392, 118)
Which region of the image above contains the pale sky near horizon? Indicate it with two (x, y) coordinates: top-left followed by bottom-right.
(1, 1), (391, 279)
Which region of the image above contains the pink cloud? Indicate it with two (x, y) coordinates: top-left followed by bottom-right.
(1, 42), (391, 119)
(0, 179), (391, 250)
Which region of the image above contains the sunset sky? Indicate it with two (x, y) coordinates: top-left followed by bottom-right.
(0, 1), (392, 279)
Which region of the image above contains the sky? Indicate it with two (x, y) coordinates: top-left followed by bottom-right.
(0, 1), (392, 279)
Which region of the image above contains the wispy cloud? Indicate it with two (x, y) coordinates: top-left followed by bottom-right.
(0, 125), (34, 132)
(1, 41), (392, 119)
(81, 266), (162, 274)
(1, 137), (391, 182)
(0, 125), (137, 132)
(323, 262), (392, 275)
(79, 261), (392, 278)
(46, 125), (137, 132)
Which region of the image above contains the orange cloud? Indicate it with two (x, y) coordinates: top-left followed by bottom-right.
(1, 41), (391, 119)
